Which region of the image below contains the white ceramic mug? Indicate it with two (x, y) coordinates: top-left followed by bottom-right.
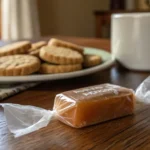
(111, 13), (150, 70)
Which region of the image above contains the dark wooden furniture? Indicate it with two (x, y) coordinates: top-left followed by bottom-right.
(0, 36), (150, 150)
(94, 9), (150, 38)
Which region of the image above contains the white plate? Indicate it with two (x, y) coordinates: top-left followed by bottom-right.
(0, 47), (115, 83)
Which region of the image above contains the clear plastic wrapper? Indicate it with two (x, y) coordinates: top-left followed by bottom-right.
(54, 84), (135, 128)
(0, 104), (54, 137)
(1, 77), (150, 137)
(135, 76), (150, 104)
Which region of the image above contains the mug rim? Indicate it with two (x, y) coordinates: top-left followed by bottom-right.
(112, 13), (150, 18)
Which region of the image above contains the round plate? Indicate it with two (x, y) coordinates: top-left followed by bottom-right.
(0, 47), (115, 83)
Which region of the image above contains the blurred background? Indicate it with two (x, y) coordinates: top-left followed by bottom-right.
(0, 0), (150, 40)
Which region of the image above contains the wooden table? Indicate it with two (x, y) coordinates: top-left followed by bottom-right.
(0, 37), (150, 150)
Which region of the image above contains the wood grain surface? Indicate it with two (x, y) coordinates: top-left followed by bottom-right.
(0, 36), (150, 150)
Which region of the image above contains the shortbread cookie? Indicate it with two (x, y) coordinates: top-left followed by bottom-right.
(48, 38), (84, 54)
(40, 63), (82, 74)
(29, 49), (40, 57)
(28, 41), (47, 53)
(28, 41), (47, 57)
(32, 41), (47, 50)
(0, 55), (41, 76)
(83, 54), (102, 67)
(0, 41), (31, 57)
(40, 46), (83, 65)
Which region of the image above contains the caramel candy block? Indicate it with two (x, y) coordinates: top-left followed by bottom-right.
(53, 84), (135, 128)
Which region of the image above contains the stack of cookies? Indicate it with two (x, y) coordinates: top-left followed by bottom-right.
(0, 38), (102, 76)
(0, 41), (41, 76)
(39, 39), (84, 74)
